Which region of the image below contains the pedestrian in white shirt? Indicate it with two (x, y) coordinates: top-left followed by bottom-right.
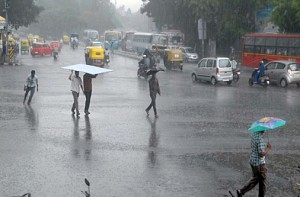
(69, 71), (83, 116)
(23, 70), (38, 105)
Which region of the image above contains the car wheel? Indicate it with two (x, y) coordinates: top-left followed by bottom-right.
(211, 77), (217, 85)
(296, 83), (300, 87)
(280, 78), (288, 88)
(227, 80), (232, 85)
(192, 73), (197, 82)
(248, 78), (253, 86)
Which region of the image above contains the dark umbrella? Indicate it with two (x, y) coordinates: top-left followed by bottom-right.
(146, 67), (164, 75)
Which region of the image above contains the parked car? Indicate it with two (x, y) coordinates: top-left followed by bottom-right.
(180, 47), (199, 62)
(192, 57), (233, 85)
(264, 60), (300, 87)
(49, 41), (62, 51)
(31, 42), (52, 57)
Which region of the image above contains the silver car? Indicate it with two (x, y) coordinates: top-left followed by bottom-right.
(180, 47), (199, 62)
(192, 57), (233, 85)
(264, 60), (300, 87)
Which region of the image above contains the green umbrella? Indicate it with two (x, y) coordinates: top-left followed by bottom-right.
(248, 117), (286, 133)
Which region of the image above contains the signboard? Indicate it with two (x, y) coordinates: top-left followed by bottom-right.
(0, 16), (6, 30)
(198, 18), (207, 40)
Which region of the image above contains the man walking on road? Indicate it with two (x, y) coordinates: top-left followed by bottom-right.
(83, 73), (97, 115)
(236, 131), (272, 197)
(23, 70), (38, 105)
(145, 72), (161, 118)
(69, 71), (83, 116)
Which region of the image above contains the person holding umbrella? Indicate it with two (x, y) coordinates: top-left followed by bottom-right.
(69, 71), (83, 116)
(83, 73), (97, 115)
(236, 131), (271, 197)
(145, 68), (162, 118)
(236, 117), (286, 197)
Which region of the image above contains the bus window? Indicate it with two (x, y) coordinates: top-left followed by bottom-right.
(265, 37), (276, 55)
(254, 37), (265, 54)
(276, 38), (289, 55)
(288, 38), (300, 56)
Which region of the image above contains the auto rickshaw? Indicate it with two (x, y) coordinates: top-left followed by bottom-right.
(84, 46), (105, 67)
(63, 35), (70, 44)
(163, 49), (183, 70)
(21, 39), (30, 54)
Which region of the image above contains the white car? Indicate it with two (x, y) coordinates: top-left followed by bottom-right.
(192, 57), (233, 85)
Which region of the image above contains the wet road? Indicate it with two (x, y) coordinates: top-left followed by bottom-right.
(0, 46), (299, 197)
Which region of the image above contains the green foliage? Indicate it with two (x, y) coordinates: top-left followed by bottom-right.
(271, 0), (300, 33)
(0, 0), (43, 29)
(141, 0), (276, 54)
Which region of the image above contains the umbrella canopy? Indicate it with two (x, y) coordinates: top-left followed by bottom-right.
(248, 117), (286, 133)
(146, 67), (165, 75)
(62, 64), (112, 75)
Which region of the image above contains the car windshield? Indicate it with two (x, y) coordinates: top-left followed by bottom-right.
(219, 59), (231, 68)
(185, 48), (195, 53)
(289, 63), (300, 71)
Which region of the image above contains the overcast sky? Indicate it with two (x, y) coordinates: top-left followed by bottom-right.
(110, 0), (142, 12)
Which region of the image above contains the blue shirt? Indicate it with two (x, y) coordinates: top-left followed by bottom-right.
(249, 132), (266, 166)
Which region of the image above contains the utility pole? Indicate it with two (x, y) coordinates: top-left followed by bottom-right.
(4, 0), (10, 57)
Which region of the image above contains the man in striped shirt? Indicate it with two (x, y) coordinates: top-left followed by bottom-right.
(236, 131), (272, 197)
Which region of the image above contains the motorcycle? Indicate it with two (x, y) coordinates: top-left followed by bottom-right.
(81, 178), (91, 197)
(105, 55), (110, 65)
(248, 69), (270, 88)
(232, 68), (240, 83)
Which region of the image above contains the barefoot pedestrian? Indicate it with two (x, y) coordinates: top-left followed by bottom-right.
(145, 72), (161, 118)
(69, 71), (83, 116)
(23, 70), (38, 105)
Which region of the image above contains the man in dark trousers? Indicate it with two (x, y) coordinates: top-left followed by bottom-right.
(83, 73), (97, 115)
(236, 131), (272, 197)
(145, 72), (160, 118)
(23, 70), (38, 105)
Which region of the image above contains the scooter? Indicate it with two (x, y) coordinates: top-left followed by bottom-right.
(248, 69), (270, 88)
(81, 178), (91, 197)
(232, 68), (240, 83)
(105, 55), (110, 65)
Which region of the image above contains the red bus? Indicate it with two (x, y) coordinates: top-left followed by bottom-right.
(242, 33), (300, 67)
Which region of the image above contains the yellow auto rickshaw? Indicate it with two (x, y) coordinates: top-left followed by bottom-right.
(21, 39), (30, 54)
(84, 46), (105, 67)
(63, 35), (70, 44)
(163, 49), (183, 70)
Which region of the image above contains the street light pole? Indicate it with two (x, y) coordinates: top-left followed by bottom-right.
(4, 0), (9, 56)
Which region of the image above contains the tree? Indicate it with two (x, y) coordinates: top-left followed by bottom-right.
(271, 0), (300, 33)
(0, 0), (43, 29)
(141, 0), (270, 55)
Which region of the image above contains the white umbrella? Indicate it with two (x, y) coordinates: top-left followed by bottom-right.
(62, 64), (113, 75)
